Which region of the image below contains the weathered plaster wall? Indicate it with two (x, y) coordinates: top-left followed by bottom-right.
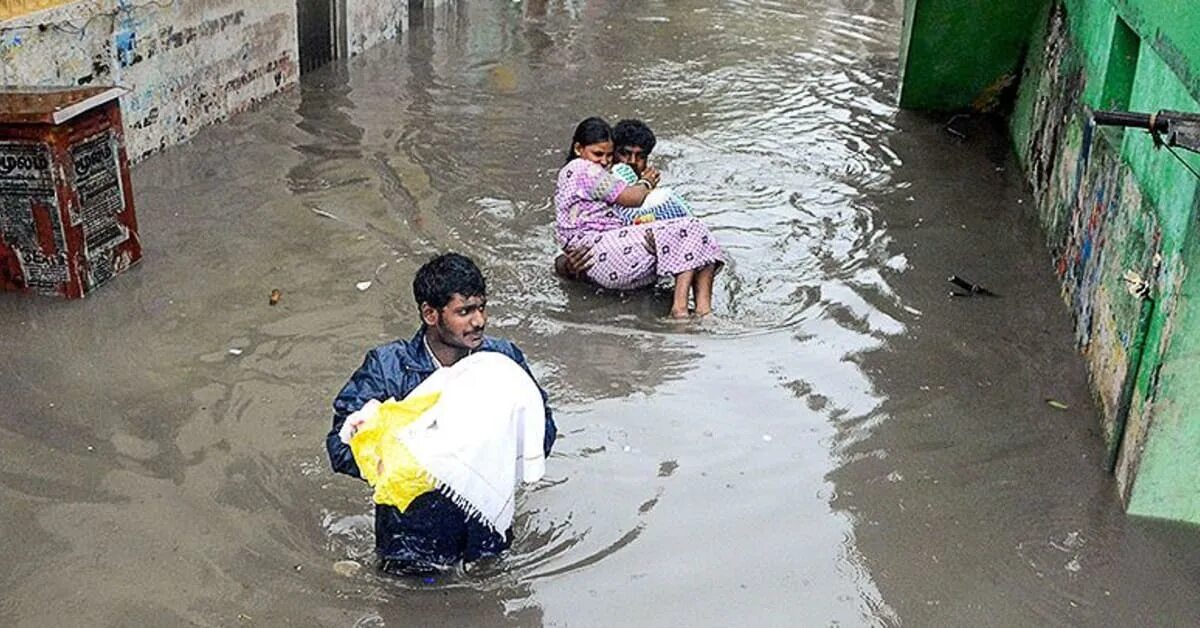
(344, 0), (407, 58)
(1008, 0), (1200, 521)
(0, 0), (300, 160)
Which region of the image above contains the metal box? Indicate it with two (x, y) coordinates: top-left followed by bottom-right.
(0, 86), (142, 298)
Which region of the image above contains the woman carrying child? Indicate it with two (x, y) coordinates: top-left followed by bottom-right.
(553, 117), (723, 318)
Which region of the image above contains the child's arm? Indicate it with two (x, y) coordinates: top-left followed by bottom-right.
(611, 163), (656, 222)
(611, 163), (639, 184)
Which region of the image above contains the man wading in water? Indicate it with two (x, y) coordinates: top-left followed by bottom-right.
(325, 253), (557, 575)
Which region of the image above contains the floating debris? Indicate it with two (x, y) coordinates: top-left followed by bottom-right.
(228, 348), (244, 356)
(310, 207), (340, 220)
(356, 281), (372, 292)
(948, 275), (998, 297)
(944, 113), (970, 140)
(333, 560), (362, 577)
(1047, 399), (1069, 410)
(269, 289), (282, 306)
(1123, 270), (1151, 299)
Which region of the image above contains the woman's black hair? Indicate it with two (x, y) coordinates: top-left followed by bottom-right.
(613, 119), (657, 155)
(413, 252), (487, 310)
(565, 117), (612, 164)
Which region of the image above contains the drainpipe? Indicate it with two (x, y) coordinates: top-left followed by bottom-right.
(1092, 110), (1200, 155)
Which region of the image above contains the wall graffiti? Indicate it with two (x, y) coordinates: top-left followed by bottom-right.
(0, 4), (298, 161)
(0, 2), (410, 161)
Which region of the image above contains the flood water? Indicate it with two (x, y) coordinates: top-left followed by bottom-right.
(3, 0), (1200, 625)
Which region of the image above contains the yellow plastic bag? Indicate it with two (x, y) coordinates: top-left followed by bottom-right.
(349, 393), (441, 511)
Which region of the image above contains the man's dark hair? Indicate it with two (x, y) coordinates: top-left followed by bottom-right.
(412, 253), (486, 309)
(613, 119), (656, 154)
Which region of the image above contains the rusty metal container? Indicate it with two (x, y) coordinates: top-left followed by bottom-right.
(0, 86), (143, 298)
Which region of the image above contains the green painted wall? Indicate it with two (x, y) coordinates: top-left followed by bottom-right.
(1012, 0), (1200, 522)
(1111, 0), (1200, 100)
(905, 0), (1200, 521)
(1129, 194), (1200, 522)
(898, 0), (1046, 110)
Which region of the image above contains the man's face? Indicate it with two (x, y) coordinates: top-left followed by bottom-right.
(615, 144), (648, 175)
(424, 293), (487, 350)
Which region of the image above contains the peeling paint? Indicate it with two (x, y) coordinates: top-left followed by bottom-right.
(345, 0), (407, 58)
(1010, 0), (1200, 520)
(0, 2), (298, 160)
(0, 1), (419, 159)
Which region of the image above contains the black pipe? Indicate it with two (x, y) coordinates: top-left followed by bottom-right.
(1092, 109), (1176, 134)
(1092, 110), (1153, 129)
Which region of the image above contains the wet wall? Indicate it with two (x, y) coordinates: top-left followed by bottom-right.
(344, 0), (409, 57)
(0, 0), (413, 160)
(1, 1), (300, 160)
(1007, 0), (1200, 521)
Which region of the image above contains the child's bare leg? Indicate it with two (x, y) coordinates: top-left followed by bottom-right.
(694, 264), (716, 316)
(671, 270), (695, 318)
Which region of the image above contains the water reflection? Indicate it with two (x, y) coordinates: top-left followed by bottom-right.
(825, 113), (1200, 625)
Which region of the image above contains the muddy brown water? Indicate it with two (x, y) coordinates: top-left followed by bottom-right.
(3, 0), (1200, 626)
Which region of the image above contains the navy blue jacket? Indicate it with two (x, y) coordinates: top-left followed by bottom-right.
(326, 328), (556, 566)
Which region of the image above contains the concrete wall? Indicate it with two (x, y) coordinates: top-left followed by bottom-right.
(0, 0), (413, 160)
(898, 0), (1045, 111)
(0, 1), (299, 160)
(1005, 0), (1200, 522)
(344, 0), (407, 58)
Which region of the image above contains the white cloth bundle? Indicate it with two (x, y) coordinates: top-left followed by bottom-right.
(399, 352), (547, 533)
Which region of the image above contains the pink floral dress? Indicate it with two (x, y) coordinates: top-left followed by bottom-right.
(554, 158), (724, 290)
